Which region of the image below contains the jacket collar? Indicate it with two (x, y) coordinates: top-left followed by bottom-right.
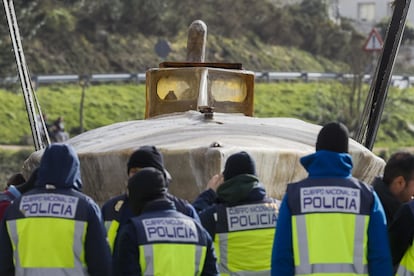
(300, 150), (353, 178)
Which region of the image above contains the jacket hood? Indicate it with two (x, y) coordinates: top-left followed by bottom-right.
(300, 150), (353, 178)
(36, 144), (82, 189)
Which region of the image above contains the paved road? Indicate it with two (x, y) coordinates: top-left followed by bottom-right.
(0, 145), (34, 151)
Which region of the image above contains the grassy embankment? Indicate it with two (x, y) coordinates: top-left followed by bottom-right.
(0, 81), (414, 186)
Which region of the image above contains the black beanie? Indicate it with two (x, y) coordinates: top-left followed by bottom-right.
(223, 151), (256, 181)
(127, 146), (165, 174)
(128, 167), (167, 215)
(316, 122), (349, 153)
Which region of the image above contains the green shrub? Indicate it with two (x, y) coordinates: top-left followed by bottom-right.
(0, 82), (413, 148)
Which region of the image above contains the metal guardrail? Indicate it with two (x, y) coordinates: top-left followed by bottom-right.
(253, 72), (412, 88)
(0, 72), (412, 88)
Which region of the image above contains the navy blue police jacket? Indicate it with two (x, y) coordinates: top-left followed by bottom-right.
(199, 184), (278, 238)
(113, 198), (219, 275)
(102, 192), (200, 227)
(0, 144), (111, 276)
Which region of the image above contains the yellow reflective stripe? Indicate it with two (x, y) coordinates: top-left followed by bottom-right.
(216, 269), (270, 276)
(75, 220), (88, 267)
(104, 220), (111, 231)
(6, 220), (20, 267)
(140, 244), (154, 275)
(216, 228), (274, 274)
(353, 215), (368, 269)
(106, 220), (120, 253)
(398, 265), (414, 276)
(216, 233), (229, 274)
(293, 213), (368, 275)
(293, 214), (308, 269)
(140, 243), (205, 275)
(398, 244), (414, 275)
(195, 244), (206, 275)
(7, 217), (87, 273)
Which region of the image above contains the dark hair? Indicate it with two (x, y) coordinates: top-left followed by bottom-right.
(383, 151), (414, 185)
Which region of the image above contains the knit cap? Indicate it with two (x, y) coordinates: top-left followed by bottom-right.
(223, 151), (256, 181)
(316, 122), (349, 153)
(128, 167), (167, 215)
(127, 146), (165, 173)
(127, 146), (172, 184)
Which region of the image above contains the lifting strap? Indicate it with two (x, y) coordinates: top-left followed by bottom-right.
(3, 0), (50, 150)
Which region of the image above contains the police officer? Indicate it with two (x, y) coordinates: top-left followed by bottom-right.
(389, 199), (414, 274)
(101, 145), (199, 253)
(371, 151), (414, 223)
(0, 169), (37, 220)
(0, 144), (111, 275)
(198, 151), (280, 275)
(271, 122), (392, 276)
(114, 167), (218, 275)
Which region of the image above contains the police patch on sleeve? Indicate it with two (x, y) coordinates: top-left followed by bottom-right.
(143, 217), (199, 242)
(20, 193), (79, 218)
(300, 186), (360, 213)
(226, 203), (278, 232)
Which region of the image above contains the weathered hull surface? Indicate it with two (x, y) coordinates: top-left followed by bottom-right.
(22, 111), (385, 205)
